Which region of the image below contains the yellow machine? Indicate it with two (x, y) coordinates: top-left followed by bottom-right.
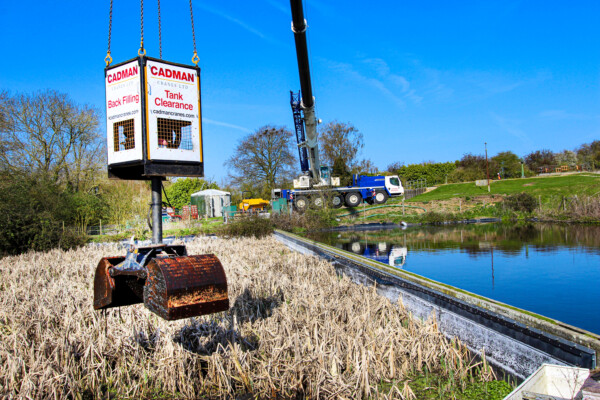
(239, 191), (270, 213)
(239, 198), (270, 213)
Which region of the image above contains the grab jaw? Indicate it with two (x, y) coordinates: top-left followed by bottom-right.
(94, 243), (229, 320)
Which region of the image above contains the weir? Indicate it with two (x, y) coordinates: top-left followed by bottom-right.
(274, 230), (599, 381)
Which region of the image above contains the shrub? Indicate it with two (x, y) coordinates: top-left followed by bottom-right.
(503, 193), (538, 213)
(0, 173), (88, 255)
(422, 211), (454, 224)
(391, 162), (456, 186)
(271, 208), (337, 232)
(218, 215), (273, 238)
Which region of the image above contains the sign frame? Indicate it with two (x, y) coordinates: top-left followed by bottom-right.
(104, 56), (204, 180)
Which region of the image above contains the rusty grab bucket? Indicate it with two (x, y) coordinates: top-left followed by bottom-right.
(94, 244), (229, 320)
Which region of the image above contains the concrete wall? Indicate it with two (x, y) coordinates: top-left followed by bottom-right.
(275, 230), (598, 381)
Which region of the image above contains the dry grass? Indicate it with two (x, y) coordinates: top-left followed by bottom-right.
(564, 195), (600, 220)
(0, 237), (492, 399)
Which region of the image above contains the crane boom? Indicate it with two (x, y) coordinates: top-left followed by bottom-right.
(290, 0), (321, 183)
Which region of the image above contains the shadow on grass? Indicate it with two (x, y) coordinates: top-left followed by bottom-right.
(173, 288), (283, 355)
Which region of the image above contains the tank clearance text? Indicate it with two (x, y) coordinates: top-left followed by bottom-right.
(150, 66), (195, 83)
(108, 94), (140, 109)
(107, 66), (139, 83)
(154, 90), (194, 110)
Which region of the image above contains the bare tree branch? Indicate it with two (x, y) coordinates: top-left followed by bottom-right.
(225, 125), (296, 197)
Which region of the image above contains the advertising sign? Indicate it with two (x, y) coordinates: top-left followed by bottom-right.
(105, 60), (143, 164)
(145, 60), (202, 162)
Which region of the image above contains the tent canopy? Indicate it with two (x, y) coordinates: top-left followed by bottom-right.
(191, 189), (230, 197)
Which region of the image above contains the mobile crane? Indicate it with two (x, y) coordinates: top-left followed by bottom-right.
(273, 0), (404, 212)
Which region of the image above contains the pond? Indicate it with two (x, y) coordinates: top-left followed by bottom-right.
(309, 223), (600, 335)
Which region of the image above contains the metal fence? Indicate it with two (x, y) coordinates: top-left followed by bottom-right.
(86, 218), (211, 237)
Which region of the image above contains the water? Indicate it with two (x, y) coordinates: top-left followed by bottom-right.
(309, 223), (600, 335)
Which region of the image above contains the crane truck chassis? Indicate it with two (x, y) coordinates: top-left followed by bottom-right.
(273, 174), (404, 212)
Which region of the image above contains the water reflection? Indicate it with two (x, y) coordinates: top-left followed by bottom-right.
(308, 223), (600, 334)
(335, 239), (407, 267)
(312, 223), (600, 258)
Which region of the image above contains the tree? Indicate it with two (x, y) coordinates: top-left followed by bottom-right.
(554, 150), (577, 167)
(98, 180), (149, 226)
(491, 151), (522, 178)
(576, 141), (600, 169)
(318, 121), (364, 169)
(386, 161), (404, 173)
(457, 153), (487, 172)
(165, 178), (218, 209)
(225, 125), (296, 198)
(447, 153), (488, 182)
(352, 158), (378, 175)
(332, 157), (352, 186)
(524, 149), (555, 172)
(395, 161), (456, 185)
(0, 90), (103, 191)
(0, 171), (86, 255)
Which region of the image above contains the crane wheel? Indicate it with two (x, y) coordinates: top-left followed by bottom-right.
(294, 196), (308, 212)
(350, 241), (365, 254)
(374, 190), (389, 204)
(345, 192), (362, 208)
(312, 196), (325, 208)
(331, 194), (344, 208)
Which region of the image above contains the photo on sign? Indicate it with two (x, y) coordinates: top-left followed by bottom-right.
(114, 119), (135, 151)
(157, 118), (193, 150)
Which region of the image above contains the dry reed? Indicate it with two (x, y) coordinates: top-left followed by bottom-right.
(0, 237), (490, 399)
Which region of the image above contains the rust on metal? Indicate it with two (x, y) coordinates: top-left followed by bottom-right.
(94, 245), (228, 320)
(93, 256), (145, 310)
(144, 254), (229, 320)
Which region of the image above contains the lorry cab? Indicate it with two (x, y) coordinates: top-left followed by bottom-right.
(385, 175), (404, 197)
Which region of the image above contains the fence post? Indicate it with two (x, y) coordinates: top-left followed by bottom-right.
(363, 200), (366, 223)
(459, 199), (462, 213)
(402, 198), (405, 215)
(100, 220), (102, 236)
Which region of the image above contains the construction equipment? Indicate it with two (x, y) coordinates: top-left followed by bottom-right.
(94, 0), (229, 321)
(238, 191), (270, 213)
(288, 0), (331, 189)
(273, 0), (404, 211)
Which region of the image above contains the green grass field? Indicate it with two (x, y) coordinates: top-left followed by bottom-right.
(408, 173), (600, 202)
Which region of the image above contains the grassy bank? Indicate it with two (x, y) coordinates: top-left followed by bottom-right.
(0, 236), (511, 399)
(334, 173), (600, 225)
(409, 173), (600, 203)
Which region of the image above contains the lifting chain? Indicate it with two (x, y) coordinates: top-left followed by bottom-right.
(138, 0), (146, 56)
(105, 0), (196, 64)
(189, 0), (199, 65)
(105, 0), (113, 66)
(157, 0), (162, 59)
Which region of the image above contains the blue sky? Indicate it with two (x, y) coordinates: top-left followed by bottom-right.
(1, 1), (599, 182)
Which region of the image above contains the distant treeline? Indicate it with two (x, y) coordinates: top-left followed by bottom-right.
(387, 141), (600, 186)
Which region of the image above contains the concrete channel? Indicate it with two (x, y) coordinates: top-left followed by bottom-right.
(274, 230), (599, 382)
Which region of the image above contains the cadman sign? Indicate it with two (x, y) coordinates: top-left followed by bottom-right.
(105, 60), (143, 165)
(104, 57), (204, 179)
(146, 60), (202, 163)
